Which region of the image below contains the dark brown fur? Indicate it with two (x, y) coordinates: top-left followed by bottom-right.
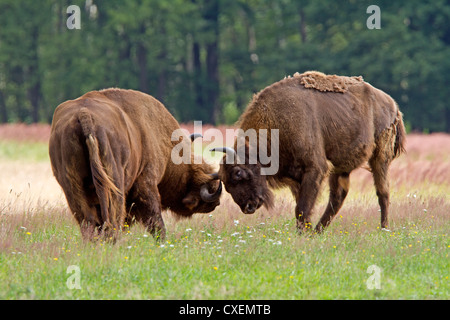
(49, 89), (221, 241)
(218, 71), (406, 232)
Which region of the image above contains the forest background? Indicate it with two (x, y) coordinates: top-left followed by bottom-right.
(0, 0), (449, 132)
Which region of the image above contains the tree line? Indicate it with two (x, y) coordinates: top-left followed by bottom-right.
(0, 0), (449, 132)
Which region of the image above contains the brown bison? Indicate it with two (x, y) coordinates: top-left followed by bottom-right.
(212, 71), (406, 233)
(49, 88), (222, 240)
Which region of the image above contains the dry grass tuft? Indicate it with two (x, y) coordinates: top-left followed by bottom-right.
(0, 124), (448, 236)
(0, 127), (448, 300)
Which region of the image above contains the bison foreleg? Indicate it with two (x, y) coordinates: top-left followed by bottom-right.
(315, 173), (350, 233)
(292, 167), (327, 233)
(145, 214), (166, 241)
(129, 201), (166, 240)
(127, 184), (166, 241)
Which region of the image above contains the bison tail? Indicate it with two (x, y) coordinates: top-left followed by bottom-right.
(78, 108), (122, 234)
(393, 110), (406, 158)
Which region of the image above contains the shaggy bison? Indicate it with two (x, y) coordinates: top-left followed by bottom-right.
(49, 88), (222, 240)
(212, 71), (406, 233)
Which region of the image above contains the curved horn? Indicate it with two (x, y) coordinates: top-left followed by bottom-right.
(210, 147), (238, 164)
(190, 133), (203, 142)
(210, 147), (237, 157)
(200, 180), (222, 203)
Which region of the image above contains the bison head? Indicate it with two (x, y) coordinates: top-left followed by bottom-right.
(211, 145), (274, 214)
(177, 133), (222, 215)
(181, 170), (222, 215)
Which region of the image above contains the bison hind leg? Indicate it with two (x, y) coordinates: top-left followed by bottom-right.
(64, 188), (102, 241)
(69, 198), (120, 242)
(369, 158), (391, 230)
(79, 220), (101, 242)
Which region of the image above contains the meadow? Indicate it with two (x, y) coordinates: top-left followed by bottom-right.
(0, 124), (448, 300)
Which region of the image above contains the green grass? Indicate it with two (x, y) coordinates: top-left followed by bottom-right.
(0, 138), (449, 300)
(0, 140), (49, 162)
(0, 199), (448, 299)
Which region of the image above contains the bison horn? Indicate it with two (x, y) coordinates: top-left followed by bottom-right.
(210, 147), (238, 164)
(210, 147), (236, 156)
(200, 180), (222, 203)
(190, 133), (203, 142)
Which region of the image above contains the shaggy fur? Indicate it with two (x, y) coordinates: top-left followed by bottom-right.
(218, 71), (406, 232)
(295, 71), (364, 93)
(49, 89), (221, 241)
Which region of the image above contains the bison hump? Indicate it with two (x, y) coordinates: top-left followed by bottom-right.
(294, 71), (364, 93)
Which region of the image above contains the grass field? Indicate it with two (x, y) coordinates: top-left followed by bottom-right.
(0, 125), (448, 299)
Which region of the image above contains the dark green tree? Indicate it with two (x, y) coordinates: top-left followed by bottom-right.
(0, 0), (449, 131)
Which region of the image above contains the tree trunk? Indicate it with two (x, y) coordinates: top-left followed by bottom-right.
(192, 40), (203, 108)
(445, 106), (450, 133)
(204, 0), (220, 124)
(0, 90), (7, 123)
(28, 76), (41, 123)
(206, 42), (219, 123)
(10, 66), (26, 122)
(28, 27), (41, 123)
(137, 42), (148, 93)
(298, 7), (307, 43)
(157, 24), (167, 103)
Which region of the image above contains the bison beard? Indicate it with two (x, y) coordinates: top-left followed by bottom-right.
(214, 71), (406, 233)
(49, 89), (222, 241)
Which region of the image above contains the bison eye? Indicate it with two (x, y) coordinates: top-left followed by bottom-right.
(233, 169), (242, 180)
(232, 167), (248, 181)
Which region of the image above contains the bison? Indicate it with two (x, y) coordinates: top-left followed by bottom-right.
(49, 88), (222, 241)
(212, 71), (406, 233)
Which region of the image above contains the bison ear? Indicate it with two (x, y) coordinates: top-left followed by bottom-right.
(182, 193), (199, 211)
